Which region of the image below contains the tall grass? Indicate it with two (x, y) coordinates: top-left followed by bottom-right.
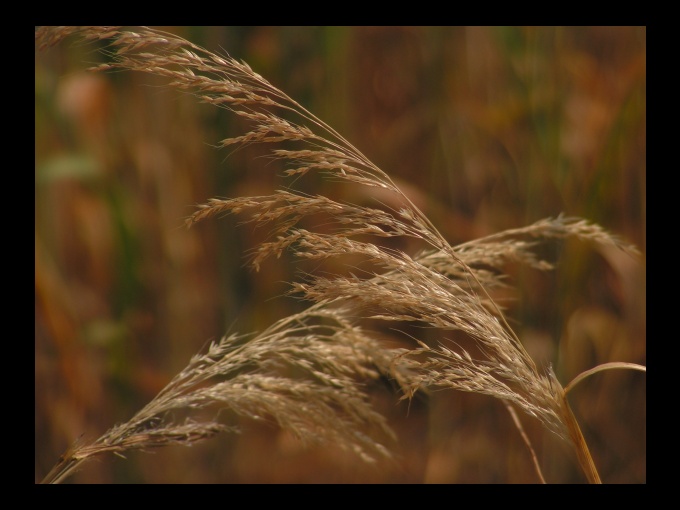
(35, 26), (646, 483)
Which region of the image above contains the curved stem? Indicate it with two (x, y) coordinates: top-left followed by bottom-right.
(565, 362), (646, 395)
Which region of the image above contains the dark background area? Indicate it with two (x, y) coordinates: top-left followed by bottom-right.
(35, 26), (645, 483)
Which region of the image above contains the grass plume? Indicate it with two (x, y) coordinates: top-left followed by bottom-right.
(41, 306), (397, 483)
(36, 26), (645, 483)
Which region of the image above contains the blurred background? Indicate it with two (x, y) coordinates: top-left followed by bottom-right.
(35, 26), (646, 483)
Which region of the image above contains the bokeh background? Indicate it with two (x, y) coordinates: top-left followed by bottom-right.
(35, 26), (646, 483)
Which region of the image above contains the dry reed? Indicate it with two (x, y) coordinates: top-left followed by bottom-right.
(35, 26), (645, 484)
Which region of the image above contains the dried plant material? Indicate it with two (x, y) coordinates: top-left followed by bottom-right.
(41, 306), (396, 484)
(36, 26), (645, 484)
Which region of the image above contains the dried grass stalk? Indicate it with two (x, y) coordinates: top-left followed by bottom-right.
(41, 306), (397, 484)
(36, 26), (644, 484)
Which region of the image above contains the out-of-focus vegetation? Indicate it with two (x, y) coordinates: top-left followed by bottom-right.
(35, 26), (645, 483)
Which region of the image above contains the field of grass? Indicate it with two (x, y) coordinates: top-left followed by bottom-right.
(35, 26), (645, 483)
